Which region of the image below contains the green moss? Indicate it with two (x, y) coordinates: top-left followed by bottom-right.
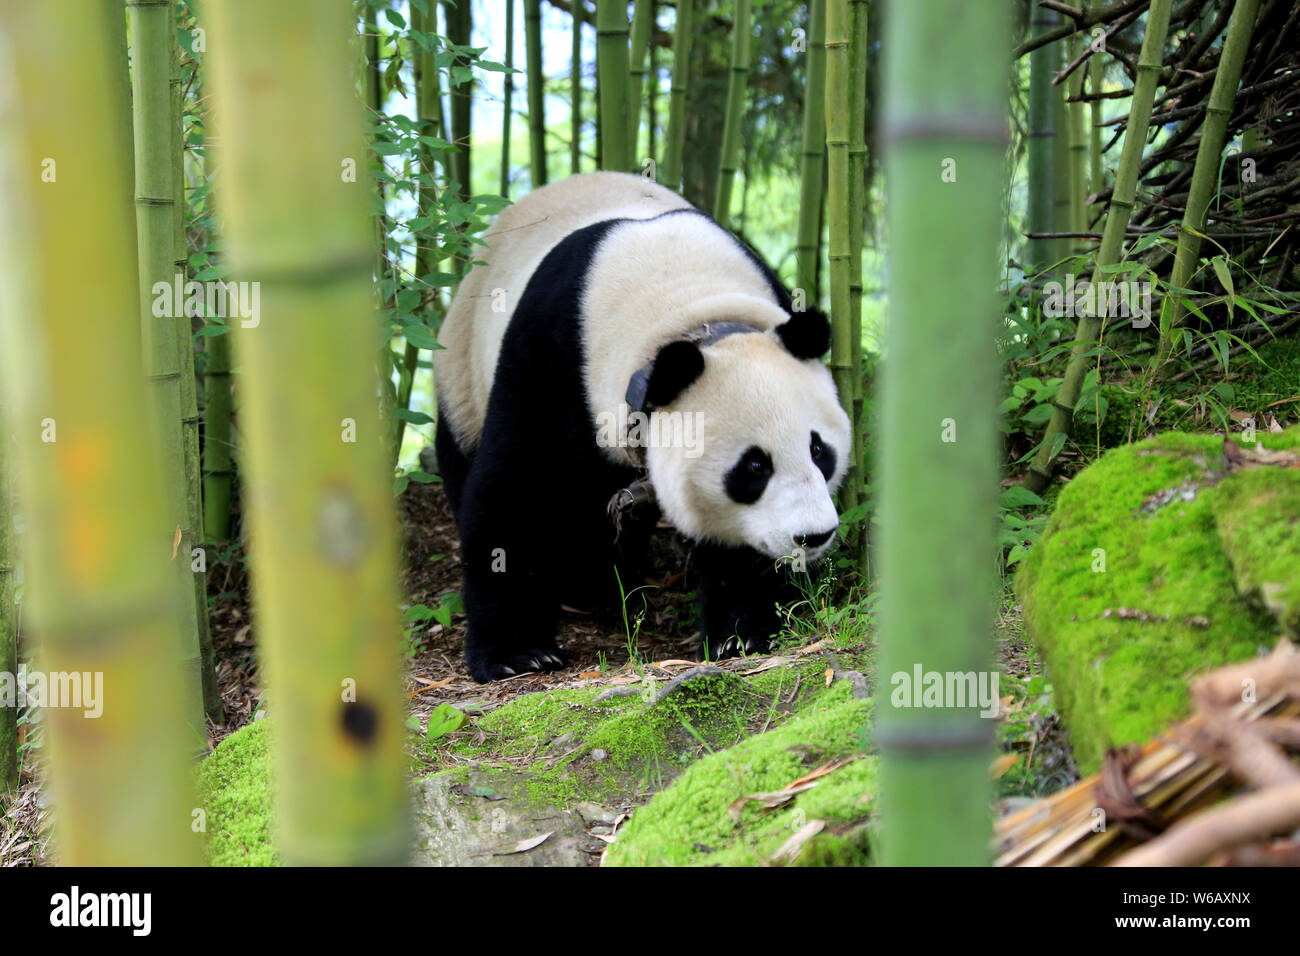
(195, 719), (276, 866)
(604, 682), (875, 866)
(1230, 335), (1300, 415)
(1017, 428), (1300, 773)
(1212, 465), (1300, 634)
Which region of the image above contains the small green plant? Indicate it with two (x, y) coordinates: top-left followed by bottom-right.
(401, 592), (464, 659)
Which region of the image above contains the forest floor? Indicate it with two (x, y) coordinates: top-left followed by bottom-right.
(0, 474), (1072, 866)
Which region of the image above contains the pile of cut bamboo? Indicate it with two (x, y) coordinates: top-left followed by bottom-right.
(995, 639), (1300, 866)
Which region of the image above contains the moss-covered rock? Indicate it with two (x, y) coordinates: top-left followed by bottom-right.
(193, 652), (871, 865)
(195, 718), (276, 866)
(1016, 427), (1300, 773)
(604, 681), (875, 866)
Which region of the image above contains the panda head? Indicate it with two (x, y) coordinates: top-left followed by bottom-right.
(640, 308), (851, 563)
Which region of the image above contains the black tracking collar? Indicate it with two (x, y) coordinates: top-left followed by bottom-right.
(624, 321), (761, 413)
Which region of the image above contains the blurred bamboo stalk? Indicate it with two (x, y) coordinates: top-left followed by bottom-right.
(0, 0), (201, 863)
(876, 0), (1006, 865)
(0, 396), (15, 792)
(204, 0), (409, 864)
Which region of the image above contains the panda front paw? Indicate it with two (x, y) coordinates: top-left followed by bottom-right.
(467, 645), (566, 683)
(702, 633), (772, 661)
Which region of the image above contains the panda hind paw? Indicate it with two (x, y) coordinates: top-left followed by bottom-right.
(468, 646), (566, 683)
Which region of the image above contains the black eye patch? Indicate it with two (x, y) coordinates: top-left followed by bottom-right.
(810, 430), (836, 482)
(724, 446), (773, 504)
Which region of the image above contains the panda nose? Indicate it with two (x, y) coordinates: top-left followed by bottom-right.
(796, 529), (835, 549)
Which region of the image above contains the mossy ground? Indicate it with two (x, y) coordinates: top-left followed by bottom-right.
(1016, 426), (1300, 773)
(195, 718), (276, 866)
(603, 680), (875, 866)
(194, 649), (874, 865)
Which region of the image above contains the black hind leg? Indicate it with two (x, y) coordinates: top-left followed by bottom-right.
(694, 543), (801, 660)
(434, 410), (472, 521)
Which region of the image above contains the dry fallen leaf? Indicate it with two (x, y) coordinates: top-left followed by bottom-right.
(727, 782), (821, 822)
(492, 831), (552, 855)
(405, 676), (455, 699)
(989, 754), (1021, 779)
(785, 759), (853, 791)
(171, 525), (183, 559)
(772, 820), (825, 864)
(824, 668), (834, 688)
(578, 670), (602, 679)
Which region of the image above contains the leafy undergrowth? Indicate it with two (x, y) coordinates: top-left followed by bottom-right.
(1016, 426), (1300, 773)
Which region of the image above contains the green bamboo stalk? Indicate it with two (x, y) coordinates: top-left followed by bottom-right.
(503, 0), (515, 196)
(1051, 40), (1071, 266)
(661, 0), (692, 189)
(203, 325), (235, 542)
(1152, 0), (1261, 372)
(647, 6), (658, 161)
(0, 400), (15, 792)
(713, 0), (751, 225)
(0, 0), (201, 863)
(526, 0), (548, 184)
(128, 0), (214, 737)
(443, 0), (473, 197)
(168, 0), (224, 723)
(394, 0), (448, 459)
(795, 0), (826, 303)
(826, 0), (857, 545)
(847, 0), (868, 574)
(205, 0), (409, 864)
(571, 1), (583, 173)
(1089, 27), (1103, 195)
(628, 0), (654, 163)
(597, 0), (632, 172)
(876, 0), (1005, 867)
(1025, 0), (1174, 493)
(1027, 7), (1059, 274)
(1067, 34), (1089, 251)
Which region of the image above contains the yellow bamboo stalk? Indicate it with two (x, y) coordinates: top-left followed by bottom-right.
(205, 0), (409, 863)
(0, 0), (200, 864)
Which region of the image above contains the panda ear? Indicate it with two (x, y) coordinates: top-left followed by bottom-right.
(644, 340), (705, 409)
(775, 307), (831, 360)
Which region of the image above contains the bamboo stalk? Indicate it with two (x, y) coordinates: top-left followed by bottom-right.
(502, 0), (515, 196)
(0, 0), (201, 863)
(1067, 34), (1089, 253)
(1052, 40), (1071, 267)
(847, 0), (868, 574)
(205, 0), (409, 864)
(571, 0), (583, 173)
(628, 0), (653, 164)
(1089, 23), (1104, 195)
(597, 0), (632, 171)
(0, 394), (15, 792)
(1025, 0), (1174, 493)
(876, 0), (1006, 866)
(795, 0), (826, 303)
(826, 0), (859, 564)
(1027, 7), (1060, 274)
(714, 0), (751, 226)
(526, 0), (548, 184)
(128, 0), (214, 736)
(394, 0), (449, 459)
(1152, 0), (1261, 372)
(443, 0), (473, 197)
(661, 0), (693, 189)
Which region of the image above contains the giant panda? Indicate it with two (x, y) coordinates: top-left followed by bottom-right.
(434, 171), (851, 683)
